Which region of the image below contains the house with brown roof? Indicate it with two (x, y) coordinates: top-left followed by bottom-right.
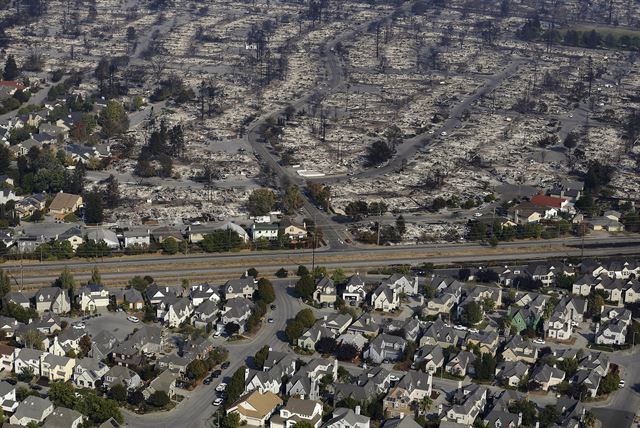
(270, 397), (323, 428)
(48, 192), (83, 220)
(228, 390), (283, 426)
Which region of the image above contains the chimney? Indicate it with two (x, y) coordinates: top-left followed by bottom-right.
(355, 405), (361, 415)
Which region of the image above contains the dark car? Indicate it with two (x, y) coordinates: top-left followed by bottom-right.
(212, 369), (222, 378)
(30, 384), (42, 391)
(270, 304), (276, 310)
(221, 361), (230, 370)
(203, 377), (212, 385)
(5, 379), (16, 386)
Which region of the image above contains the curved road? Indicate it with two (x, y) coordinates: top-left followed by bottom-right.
(124, 280), (302, 428)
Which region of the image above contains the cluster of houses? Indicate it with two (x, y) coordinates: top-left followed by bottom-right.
(479, 179), (626, 232)
(0, 195), (313, 253)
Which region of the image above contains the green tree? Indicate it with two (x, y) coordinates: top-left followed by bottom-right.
(49, 381), (75, 407)
(283, 185), (304, 214)
(508, 399), (537, 427)
(226, 367), (246, 404)
(247, 188), (276, 216)
(275, 268), (288, 278)
(462, 301), (483, 325)
(186, 359), (208, 380)
(148, 390), (170, 407)
(99, 100), (129, 138)
(104, 174), (120, 208)
(3, 55), (18, 80)
(54, 266), (75, 290)
(253, 345), (270, 370)
(558, 358), (578, 377)
(109, 383), (127, 403)
(90, 266), (102, 285)
(222, 412), (240, 428)
(294, 275), (314, 300)
(84, 191), (104, 224)
(77, 392), (123, 424)
(598, 371), (620, 395)
(396, 215), (406, 236)
(331, 269), (346, 285)
(128, 276), (150, 293)
(539, 405), (560, 428)
(296, 265), (309, 276)
(285, 320), (304, 343)
(23, 329), (44, 350)
(256, 278), (275, 304)
(293, 422), (315, 428)
(295, 308), (316, 328)
(0, 270), (11, 298)
(162, 237), (179, 255)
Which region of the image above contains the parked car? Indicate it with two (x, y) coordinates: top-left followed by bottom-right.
(619, 379), (625, 388)
(216, 383), (227, 392)
(203, 378), (212, 385)
(268, 318), (274, 323)
(73, 322), (85, 329)
(127, 316), (139, 323)
(212, 398), (224, 406)
(212, 370), (222, 378)
(221, 361), (230, 370)
(270, 304), (276, 310)
(533, 338), (546, 345)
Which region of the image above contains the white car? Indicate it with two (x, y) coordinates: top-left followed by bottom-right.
(127, 316), (139, 323)
(216, 383), (227, 392)
(453, 325), (467, 331)
(533, 338), (545, 345)
(474, 212), (483, 217)
(440, 131), (447, 136)
(468, 328), (479, 334)
(619, 379), (625, 388)
(389, 374), (400, 382)
(212, 397), (224, 406)
(73, 323), (85, 329)
(213, 331), (221, 337)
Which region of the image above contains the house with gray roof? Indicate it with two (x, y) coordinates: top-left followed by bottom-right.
(3, 291), (30, 308)
(370, 284), (399, 312)
(223, 277), (257, 300)
(382, 274), (419, 296)
(143, 369), (177, 399)
(495, 361), (529, 387)
(218, 298), (253, 333)
(442, 385), (487, 426)
(9, 396), (54, 426)
(75, 284), (111, 312)
(445, 351), (476, 377)
(381, 417), (422, 428)
(34, 287), (70, 314)
(531, 364), (565, 391)
(189, 283), (220, 307)
(43, 407), (84, 428)
(363, 333), (407, 364)
(74, 357), (109, 389)
(322, 407), (370, 428)
(0, 380), (18, 412)
(342, 274), (366, 304)
(90, 330), (118, 360)
(270, 397), (323, 428)
(347, 313), (380, 337)
(192, 299), (219, 328)
(414, 344), (444, 374)
(103, 365), (141, 391)
(482, 408), (521, 428)
(314, 276), (337, 307)
(14, 348), (44, 377)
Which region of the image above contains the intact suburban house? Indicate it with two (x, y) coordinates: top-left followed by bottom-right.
(228, 390), (283, 427)
(143, 369), (177, 400)
(40, 354), (75, 382)
(342, 274), (367, 303)
(58, 226), (84, 250)
(34, 287), (71, 314)
(75, 284), (111, 311)
(223, 277), (258, 300)
(382, 274), (419, 296)
(0, 380), (18, 412)
(103, 365), (142, 391)
(219, 298), (254, 334)
(545, 313), (572, 341)
(271, 397), (322, 428)
(187, 221), (250, 243)
(442, 385), (487, 426)
(74, 357), (109, 389)
(445, 351), (476, 377)
(363, 333), (407, 364)
(123, 228), (151, 248)
(151, 226), (184, 243)
(414, 344), (444, 374)
(9, 396), (53, 426)
(313, 276), (337, 307)
(530, 365), (565, 391)
(370, 285), (399, 312)
(322, 407), (370, 428)
(251, 221), (279, 241)
(501, 335), (538, 364)
(85, 227), (120, 249)
(495, 361), (529, 387)
(279, 217), (308, 242)
(507, 201), (545, 224)
(48, 192), (83, 220)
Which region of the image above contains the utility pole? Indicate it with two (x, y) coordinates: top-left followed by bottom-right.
(376, 205), (382, 246)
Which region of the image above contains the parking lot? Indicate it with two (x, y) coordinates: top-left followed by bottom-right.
(64, 312), (154, 341)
